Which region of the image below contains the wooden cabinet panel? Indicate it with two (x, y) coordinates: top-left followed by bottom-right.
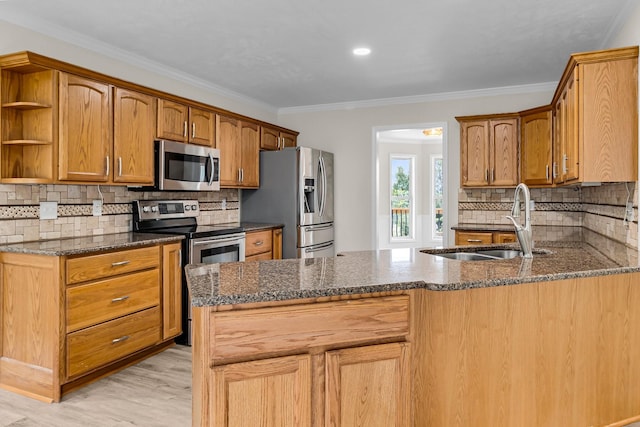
(58, 73), (111, 182)
(213, 355), (311, 427)
(240, 121), (260, 187)
(113, 87), (155, 184)
(217, 114), (242, 186)
(189, 107), (215, 147)
(455, 231), (493, 245)
(245, 229), (273, 257)
(272, 228), (283, 260)
(489, 118), (519, 186)
(260, 126), (280, 150)
(460, 120), (490, 186)
(520, 107), (552, 186)
(245, 251), (273, 262)
(216, 114), (259, 188)
(260, 127), (297, 150)
(553, 47), (638, 184)
(211, 296), (409, 362)
(494, 232), (517, 244)
(66, 246), (159, 284)
(162, 242), (182, 340)
(66, 269), (160, 333)
(66, 306), (160, 378)
(325, 342), (411, 427)
(156, 99), (188, 142)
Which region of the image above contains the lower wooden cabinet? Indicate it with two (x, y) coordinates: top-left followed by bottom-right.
(193, 295), (411, 426)
(245, 227), (284, 261)
(213, 355), (312, 427)
(0, 242), (181, 402)
(455, 230), (516, 245)
(325, 342), (411, 427)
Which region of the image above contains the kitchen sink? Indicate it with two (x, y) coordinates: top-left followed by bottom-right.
(422, 248), (539, 261)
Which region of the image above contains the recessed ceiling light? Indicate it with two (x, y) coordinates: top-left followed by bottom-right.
(353, 47), (371, 56)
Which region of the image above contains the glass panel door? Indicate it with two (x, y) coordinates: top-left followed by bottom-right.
(390, 156), (414, 240)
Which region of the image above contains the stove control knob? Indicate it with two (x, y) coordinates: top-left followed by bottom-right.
(151, 206), (158, 212)
(191, 204), (198, 211)
(184, 205), (190, 211)
(142, 206), (151, 213)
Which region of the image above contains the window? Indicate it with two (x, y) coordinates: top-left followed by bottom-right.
(390, 156), (414, 240)
(432, 155), (444, 240)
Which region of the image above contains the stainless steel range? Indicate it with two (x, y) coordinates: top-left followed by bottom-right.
(133, 200), (245, 345)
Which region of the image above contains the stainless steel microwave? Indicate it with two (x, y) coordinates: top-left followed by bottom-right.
(152, 140), (220, 191)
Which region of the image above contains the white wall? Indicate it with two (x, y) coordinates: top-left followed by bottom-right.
(0, 20), (277, 123)
(278, 91), (553, 252)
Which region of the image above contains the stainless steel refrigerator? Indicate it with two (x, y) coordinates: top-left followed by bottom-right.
(241, 147), (334, 258)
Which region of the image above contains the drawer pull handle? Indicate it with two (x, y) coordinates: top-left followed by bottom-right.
(111, 260), (130, 267)
(254, 241), (264, 246)
(111, 296), (130, 302)
(467, 239), (483, 242)
(112, 335), (130, 344)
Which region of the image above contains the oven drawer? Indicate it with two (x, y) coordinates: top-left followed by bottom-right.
(66, 246), (160, 284)
(66, 269), (160, 333)
(66, 306), (160, 378)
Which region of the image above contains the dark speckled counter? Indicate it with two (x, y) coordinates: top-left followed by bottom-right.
(0, 232), (184, 256)
(185, 228), (640, 307)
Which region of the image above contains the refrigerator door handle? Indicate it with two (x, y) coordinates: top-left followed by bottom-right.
(303, 223), (333, 232)
(318, 155), (326, 217)
(305, 241), (334, 252)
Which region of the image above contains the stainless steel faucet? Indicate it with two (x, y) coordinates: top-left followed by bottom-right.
(505, 183), (534, 258)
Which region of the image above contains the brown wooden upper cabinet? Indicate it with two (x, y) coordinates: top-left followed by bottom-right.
(58, 73), (112, 182)
(260, 125), (297, 150)
(216, 114), (260, 188)
(552, 46), (638, 184)
(457, 114), (519, 187)
(157, 98), (215, 147)
(519, 105), (552, 186)
(58, 74), (155, 185)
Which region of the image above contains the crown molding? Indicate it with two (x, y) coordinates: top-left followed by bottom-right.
(278, 82), (557, 115)
(0, 7), (278, 114)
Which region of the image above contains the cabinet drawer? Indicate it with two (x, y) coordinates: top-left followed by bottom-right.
(66, 269), (160, 333)
(211, 295), (409, 362)
(67, 306), (160, 378)
(245, 230), (273, 257)
(245, 251), (273, 262)
(455, 231), (493, 246)
(66, 246), (159, 284)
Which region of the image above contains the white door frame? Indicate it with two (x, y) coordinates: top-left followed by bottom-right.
(372, 122), (449, 250)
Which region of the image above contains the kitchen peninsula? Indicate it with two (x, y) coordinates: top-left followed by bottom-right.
(186, 229), (640, 427)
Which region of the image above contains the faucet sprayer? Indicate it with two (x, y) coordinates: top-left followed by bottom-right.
(505, 183), (534, 258)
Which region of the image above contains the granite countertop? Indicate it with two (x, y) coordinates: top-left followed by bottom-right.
(185, 228), (640, 307)
(0, 232), (184, 256)
(240, 222), (284, 232)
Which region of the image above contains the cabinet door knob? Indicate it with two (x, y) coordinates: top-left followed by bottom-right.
(192, 122), (196, 139)
(112, 335), (130, 344)
(546, 164), (549, 181)
(467, 239), (483, 242)
(105, 156), (110, 176)
(183, 121), (188, 138)
(118, 157), (122, 177)
(111, 295), (130, 303)
(111, 260), (130, 267)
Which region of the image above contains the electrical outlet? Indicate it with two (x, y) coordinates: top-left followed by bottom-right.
(40, 201), (58, 220)
(221, 198), (227, 210)
(626, 201), (634, 222)
(93, 199), (103, 216)
(529, 200), (535, 211)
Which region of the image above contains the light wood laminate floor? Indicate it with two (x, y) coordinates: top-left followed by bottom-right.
(0, 345), (192, 427)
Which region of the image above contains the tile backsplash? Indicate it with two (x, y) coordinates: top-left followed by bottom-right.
(459, 183), (638, 248)
(0, 184), (239, 244)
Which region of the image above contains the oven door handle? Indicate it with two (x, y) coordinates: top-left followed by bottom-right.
(191, 235), (245, 246)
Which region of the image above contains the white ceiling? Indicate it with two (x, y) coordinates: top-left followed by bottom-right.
(0, 0), (633, 110)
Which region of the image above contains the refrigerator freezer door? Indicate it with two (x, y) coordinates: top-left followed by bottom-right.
(299, 148), (334, 226)
(298, 223), (334, 247)
(298, 241), (335, 258)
